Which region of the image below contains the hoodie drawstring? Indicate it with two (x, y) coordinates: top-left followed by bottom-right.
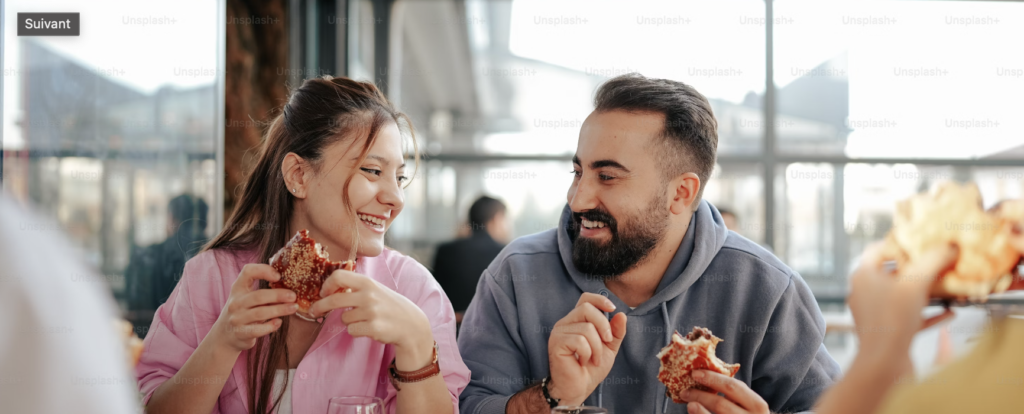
(659, 302), (671, 414)
(599, 302), (672, 413)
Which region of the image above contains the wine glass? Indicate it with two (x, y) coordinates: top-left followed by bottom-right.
(551, 406), (609, 414)
(327, 396), (383, 414)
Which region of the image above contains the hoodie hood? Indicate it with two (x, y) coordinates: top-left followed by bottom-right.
(556, 199), (729, 314)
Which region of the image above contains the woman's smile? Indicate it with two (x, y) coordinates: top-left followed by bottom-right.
(357, 211), (389, 233)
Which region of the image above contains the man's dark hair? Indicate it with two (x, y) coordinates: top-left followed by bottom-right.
(593, 73), (718, 203)
(468, 196), (506, 232)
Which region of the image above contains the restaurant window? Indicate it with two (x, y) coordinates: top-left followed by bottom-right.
(381, 0), (1024, 309)
(347, 0), (376, 83)
(704, 163), (765, 244)
(382, 0), (768, 267)
(775, 163), (837, 284)
(387, 160), (574, 264)
(774, 0), (1024, 157)
(770, 0), (1024, 299)
(486, 0), (766, 156)
(1, 0), (225, 334)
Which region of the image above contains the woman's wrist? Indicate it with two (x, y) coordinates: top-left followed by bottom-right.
(203, 325), (244, 358)
(212, 340), (244, 361)
(393, 328), (435, 371)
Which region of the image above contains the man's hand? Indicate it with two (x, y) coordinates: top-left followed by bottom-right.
(546, 293), (628, 406)
(679, 370), (769, 414)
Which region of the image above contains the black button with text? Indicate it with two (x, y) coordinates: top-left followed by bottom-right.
(18, 13), (80, 36)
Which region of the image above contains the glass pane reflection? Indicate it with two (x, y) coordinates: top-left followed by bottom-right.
(2, 0), (222, 334)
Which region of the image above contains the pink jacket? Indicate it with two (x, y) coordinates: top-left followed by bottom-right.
(136, 247), (470, 413)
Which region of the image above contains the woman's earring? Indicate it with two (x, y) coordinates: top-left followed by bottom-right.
(291, 188), (296, 193)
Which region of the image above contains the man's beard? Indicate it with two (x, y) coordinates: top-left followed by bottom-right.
(566, 195), (669, 279)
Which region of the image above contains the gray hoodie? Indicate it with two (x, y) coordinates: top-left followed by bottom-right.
(457, 200), (841, 414)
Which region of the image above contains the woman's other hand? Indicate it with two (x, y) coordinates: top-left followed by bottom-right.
(309, 269), (435, 370)
(210, 264), (298, 353)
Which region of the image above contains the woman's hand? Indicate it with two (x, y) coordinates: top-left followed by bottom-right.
(848, 242), (958, 363)
(308, 269), (435, 369)
(209, 264), (298, 353)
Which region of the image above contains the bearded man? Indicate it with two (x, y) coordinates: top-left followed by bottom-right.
(457, 74), (841, 414)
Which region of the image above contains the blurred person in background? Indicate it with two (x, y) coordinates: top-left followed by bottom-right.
(0, 195), (138, 414)
(137, 77), (468, 414)
(126, 194), (210, 316)
(432, 196), (509, 324)
(717, 206), (738, 231)
(458, 73), (839, 414)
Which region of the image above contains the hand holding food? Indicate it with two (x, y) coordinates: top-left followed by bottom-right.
(209, 263), (298, 353)
(269, 229), (356, 320)
(883, 182), (1024, 299)
(658, 327), (767, 414)
(657, 327), (740, 403)
(307, 265), (435, 365)
(849, 243), (958, 358)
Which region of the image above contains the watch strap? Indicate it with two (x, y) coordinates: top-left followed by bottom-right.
(388, 342), (441, 391)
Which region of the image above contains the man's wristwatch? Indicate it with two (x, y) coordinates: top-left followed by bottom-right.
(388, 341), (441, 391)
(541, 376), (561, 408)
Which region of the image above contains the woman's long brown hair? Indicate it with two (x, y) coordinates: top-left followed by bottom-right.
(203, 76), (418, 414)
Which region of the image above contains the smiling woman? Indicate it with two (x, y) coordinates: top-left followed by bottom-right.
(135, 77), (469, 414)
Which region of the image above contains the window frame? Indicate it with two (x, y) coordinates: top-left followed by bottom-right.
(356, 0), (1024, 301)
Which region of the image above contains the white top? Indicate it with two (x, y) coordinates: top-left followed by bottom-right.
(0, 195), (138, 414)
(271, 369), (297, 414)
